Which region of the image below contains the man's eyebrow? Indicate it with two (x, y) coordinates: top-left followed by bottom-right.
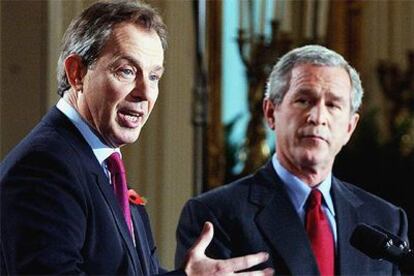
(153, 65), (165, 75)
(326, 91), (347, 102)
(293, 87), (315, 96)
(111, 54), (140, 67)
(294, 87), (347, 100)
(112, 54), (164, 73)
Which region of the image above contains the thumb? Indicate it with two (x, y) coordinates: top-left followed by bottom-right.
(190, 221), (214, 257)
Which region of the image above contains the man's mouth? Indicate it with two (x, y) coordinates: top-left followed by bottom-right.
(117, 109), (144, 128)
(302, 135), (328, 143)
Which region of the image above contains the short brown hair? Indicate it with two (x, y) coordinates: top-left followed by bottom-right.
(57, 0), (167, 96)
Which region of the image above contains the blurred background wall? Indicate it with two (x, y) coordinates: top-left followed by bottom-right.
(1, 0), (414, 270)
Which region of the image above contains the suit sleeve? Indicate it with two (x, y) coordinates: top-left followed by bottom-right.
(175, 198), (233, 268)
(1, 150), (88, 275)
(393, 207), (410, 275)
(397, 207), (409, 244)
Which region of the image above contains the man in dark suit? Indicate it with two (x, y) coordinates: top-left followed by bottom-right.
(0, 1), (273, 275)
(175, 45), (409, 275)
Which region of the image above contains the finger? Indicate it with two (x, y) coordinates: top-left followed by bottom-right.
(188, 221), (214, 257)
(236, 267), (274, 276)
(221, 252), (269, 272)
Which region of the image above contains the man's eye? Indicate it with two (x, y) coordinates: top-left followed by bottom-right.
(149, 74), (160, 81)
(295, 98), (309, 106)
(327, 102), (340, 110)
(118, 67), (136, 79)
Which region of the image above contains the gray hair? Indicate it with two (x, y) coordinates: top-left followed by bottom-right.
(265, 45), (363, 114)
(57, 0), (167, 96)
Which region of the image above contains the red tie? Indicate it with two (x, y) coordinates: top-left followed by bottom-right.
(106, 152), (133, 235)
(305, 189), (335, 276)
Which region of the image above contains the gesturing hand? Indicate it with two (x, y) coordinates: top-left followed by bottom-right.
(183, 222), (274, 275)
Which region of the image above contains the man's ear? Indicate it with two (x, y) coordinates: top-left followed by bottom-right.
(263, 98), (276, 130)
(64, 54), (87, 92)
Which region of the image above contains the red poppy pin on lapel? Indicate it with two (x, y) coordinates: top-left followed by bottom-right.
(128, 189), (146, 206)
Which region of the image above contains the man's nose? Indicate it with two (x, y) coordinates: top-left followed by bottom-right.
(307, 103), (327, 126)
(130, 76), (149, 101)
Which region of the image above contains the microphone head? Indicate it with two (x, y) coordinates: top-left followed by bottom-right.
(350, 223), (407, 264)
(350, 223), (390, 259)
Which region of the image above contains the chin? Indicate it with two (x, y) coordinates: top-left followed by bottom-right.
(298, 154), (323, 167)
(126, 131), (141, 144)
(111, 130), (141, 147)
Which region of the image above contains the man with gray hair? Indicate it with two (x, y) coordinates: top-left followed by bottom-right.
(176, 45), (409, 275)
(0, 1), (273, 275)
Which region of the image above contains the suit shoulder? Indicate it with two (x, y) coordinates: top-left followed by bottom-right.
(1, 120), (88, 181)
(187, 170), (270, 217)
(196, 174), (253, 201)
(5, 109), (89, 157)
(336, 178), (408, 241)
(337, 178), (404, 212)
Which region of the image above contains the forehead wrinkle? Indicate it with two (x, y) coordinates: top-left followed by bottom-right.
(291, 67), (350, 97)
(106, 24), (164, 69)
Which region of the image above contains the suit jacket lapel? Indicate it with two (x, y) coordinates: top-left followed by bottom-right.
(94, 173), (142, 275)
(251, 162), (319, 275)
(47, 108), (142, 274)
(331, 177), (364, 275)
(130, 205), (153, 276)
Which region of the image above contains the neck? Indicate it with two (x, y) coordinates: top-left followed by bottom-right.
(277, 155), (332, 187)
(63, 89), (80, 111)
(63, 89), (94, 132)
(61, 90), (115, 148)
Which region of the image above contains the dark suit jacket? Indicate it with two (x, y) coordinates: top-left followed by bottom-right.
(0, 107), (182, 275)
(175, 161), (409, 275)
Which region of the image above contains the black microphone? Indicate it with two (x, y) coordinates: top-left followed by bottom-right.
(350, 223), (414, 274)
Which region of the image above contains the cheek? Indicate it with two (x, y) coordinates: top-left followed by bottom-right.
(333, 122), (352, 145)
(274, 119), (294, 145)
(148, 90), (159, 110)
(86, 78), (118, 105)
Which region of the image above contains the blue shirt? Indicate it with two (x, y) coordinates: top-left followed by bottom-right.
(271, 154), (337, 244)
(56, 98), (120, 178)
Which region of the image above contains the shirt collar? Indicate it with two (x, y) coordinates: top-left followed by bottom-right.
(271, 154), (335, 217)
(56, 98), (120, 166)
